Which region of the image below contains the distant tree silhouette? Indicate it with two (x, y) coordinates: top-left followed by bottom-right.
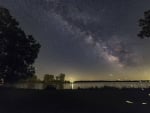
(43, 74), (55, 83)
(43, 73), (66, 89)
(58, 73), (65, 82)
(55, 73), (65, 82)
(138, 10), (150, 38)
(0, 7), (41, 83)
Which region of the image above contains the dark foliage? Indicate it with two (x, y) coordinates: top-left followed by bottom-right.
(0, 7), (41, 83)
(138, 10), (150, 38)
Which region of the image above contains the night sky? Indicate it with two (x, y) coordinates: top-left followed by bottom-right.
(0, 0), (150, 81)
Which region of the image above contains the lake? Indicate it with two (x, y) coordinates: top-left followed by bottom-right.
(13, 81), (150, 89)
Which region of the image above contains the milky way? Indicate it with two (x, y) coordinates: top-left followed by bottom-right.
(43, 0), (142, 68)
(0, 0), (150, 80)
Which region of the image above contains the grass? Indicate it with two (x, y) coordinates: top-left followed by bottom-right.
(0, 87), (150, 113)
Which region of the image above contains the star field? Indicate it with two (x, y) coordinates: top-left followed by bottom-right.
(0, 0), (150, 80)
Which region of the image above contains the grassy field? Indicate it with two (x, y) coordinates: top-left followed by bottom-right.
(0, 87), (150, 113)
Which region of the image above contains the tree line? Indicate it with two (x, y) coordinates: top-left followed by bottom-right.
(21, 73), (70, 84)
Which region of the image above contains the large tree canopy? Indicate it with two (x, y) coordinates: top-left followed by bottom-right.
(0, 7), (41, 83)
(138, 10), (150, 38)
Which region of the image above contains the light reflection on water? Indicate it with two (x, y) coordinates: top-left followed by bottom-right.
(71, 82), (74, 89)
(14, 81), (150, 90)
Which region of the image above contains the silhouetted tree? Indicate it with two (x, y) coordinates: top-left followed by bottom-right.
(43, 74), (54, 83)
(56, 73), (65, 82)
(59, 73), (65, 82)
(138, 10), (150, 38)
(0, 7), (41, 83)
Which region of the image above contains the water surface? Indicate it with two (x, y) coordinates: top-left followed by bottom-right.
(14, 81), (150, 89)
